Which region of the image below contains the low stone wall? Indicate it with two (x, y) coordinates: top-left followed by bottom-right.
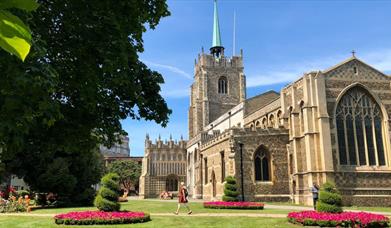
(342, 195), (391, 207)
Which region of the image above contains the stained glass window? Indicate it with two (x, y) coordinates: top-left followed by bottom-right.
(254, 146), (270, 181)
(336, 87), (386, 166)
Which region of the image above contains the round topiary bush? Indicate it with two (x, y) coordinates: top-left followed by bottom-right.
(94, 173), (121, 212)
(316, 182), (342, 213)
(222, 176), (239, 202)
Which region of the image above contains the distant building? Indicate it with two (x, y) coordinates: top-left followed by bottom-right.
(103, 156), (143, 167)
(139, 135), (187, 198)
(99, 136), (130, 157)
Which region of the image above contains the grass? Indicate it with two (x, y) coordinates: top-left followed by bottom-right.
(0, 215), (296, 228)
(343, 206), (391, 213)
(2, 199), (390, 227)
(31, 200), (297, 215)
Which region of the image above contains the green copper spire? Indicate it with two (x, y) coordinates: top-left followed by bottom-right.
(212, 0), (222, 48)
(210, 0), (224, 57)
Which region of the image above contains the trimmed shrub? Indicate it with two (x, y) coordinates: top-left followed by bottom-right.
(94, 173), (120, 212)
(316, 182), (342, 213)
(222, 176), (239, 202)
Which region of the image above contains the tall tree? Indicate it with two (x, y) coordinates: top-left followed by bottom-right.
(107, 160), (141, 192)
(0, 0), (171, 205)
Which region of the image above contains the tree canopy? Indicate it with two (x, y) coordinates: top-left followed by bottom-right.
(0, 0), (171, 205)
(107, 160), (141, 191)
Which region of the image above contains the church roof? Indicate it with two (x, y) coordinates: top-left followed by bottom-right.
(244, 90), (280, 117)
(212, 0), (222, 48)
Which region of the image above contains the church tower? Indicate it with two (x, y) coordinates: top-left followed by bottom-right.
(188, 0), (246, 138)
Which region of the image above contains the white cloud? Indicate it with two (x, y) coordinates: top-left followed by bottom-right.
(142, 60), (193, 79)
(246, 50), (391, 88)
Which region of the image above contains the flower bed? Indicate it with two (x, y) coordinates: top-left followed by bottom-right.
(54, 211), (150, 225)
(288, 211), (390, 227)
(203, 201), (264, 210)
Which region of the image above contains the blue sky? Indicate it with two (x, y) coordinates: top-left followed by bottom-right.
(122, 0), (391, 156)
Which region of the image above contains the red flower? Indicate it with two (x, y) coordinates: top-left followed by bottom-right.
(288, 211), (389, 227)
(54, 211), (146, 221)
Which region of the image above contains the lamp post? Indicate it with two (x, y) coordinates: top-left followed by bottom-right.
(239, 142), (245, 201)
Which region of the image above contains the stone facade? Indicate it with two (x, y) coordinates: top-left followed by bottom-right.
(188, 51), (246, 139)
(139, 135), (187, 198)
(191, 127), (289, 201)
(145, 1), (391, 207)
(187, 54), (391, 206)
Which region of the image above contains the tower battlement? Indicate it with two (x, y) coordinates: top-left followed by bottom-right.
(145, 134), (187, 150)
(196, 52), (243, 69)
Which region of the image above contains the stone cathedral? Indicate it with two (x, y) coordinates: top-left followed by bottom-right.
(141, 0), (391, 206)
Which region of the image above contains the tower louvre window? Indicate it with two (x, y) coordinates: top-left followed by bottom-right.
(218, 76), (228, 94)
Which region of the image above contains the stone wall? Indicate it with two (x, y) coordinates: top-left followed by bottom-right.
(323, 58), (391, 206)
(188, 52), (245, 138)
(196, 127), (290, 202)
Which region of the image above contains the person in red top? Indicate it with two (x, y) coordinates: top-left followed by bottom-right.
(174, 182), (192, 215)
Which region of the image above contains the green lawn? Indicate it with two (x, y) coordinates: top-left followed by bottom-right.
(0, 199), (300, 227)
(31, 200), (297, 215)
(2, 199), (391, 227)
(0, 215), (296, 228)
(343, 206), (391, 213)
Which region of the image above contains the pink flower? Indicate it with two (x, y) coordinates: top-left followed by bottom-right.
(54, 211), (146, 221)
(288, 211), (389, 227)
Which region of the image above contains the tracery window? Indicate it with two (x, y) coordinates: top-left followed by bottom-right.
(336, 87), (386, 166)
(254, 146), (270, 181)
(218, 76), (228, 94)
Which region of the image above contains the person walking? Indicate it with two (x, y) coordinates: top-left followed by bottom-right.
(311, 183), (319, 210)
(174, 182), (192, 215)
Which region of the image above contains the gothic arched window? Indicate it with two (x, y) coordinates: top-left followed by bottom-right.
(218, 76), (228, 94)
(277, 110), (283, 126)
(166, 174), (178, 191)
(269, 114), (275, 128)
(336, 86), (386, 166)
(254, 146), (271, 181)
